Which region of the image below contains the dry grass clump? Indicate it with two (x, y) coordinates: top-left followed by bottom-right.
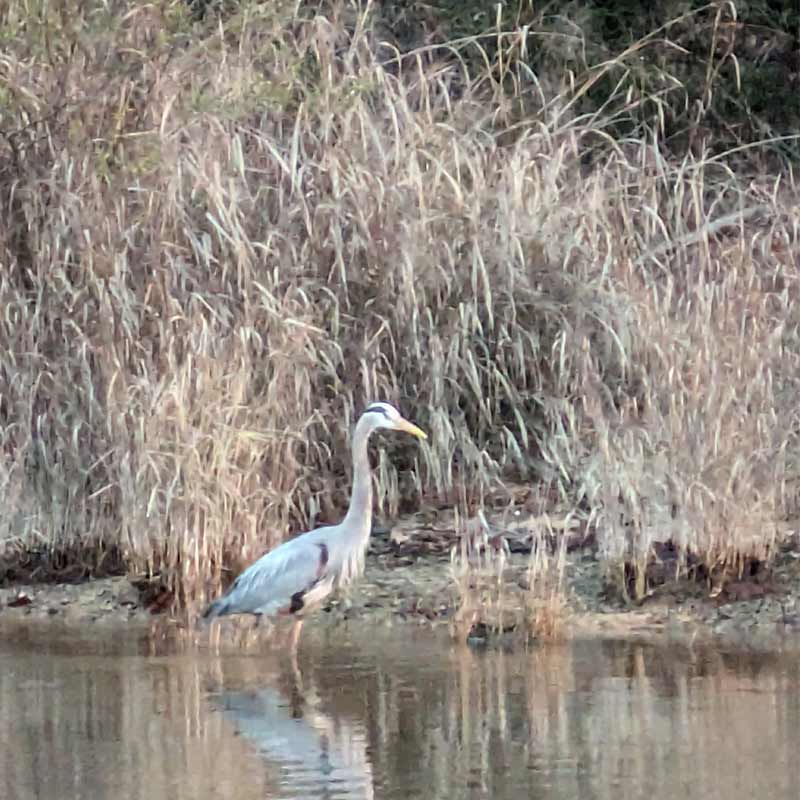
(448, 511), (511, 641)
(523, 517), (569, 641)
(550, 156), (800, 598)
(449, 507), (570, 644)
(1, 1), (798, 613)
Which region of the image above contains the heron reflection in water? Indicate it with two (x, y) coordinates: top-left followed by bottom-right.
(203, 402), (427, 650)
(213, 663), (375, 800)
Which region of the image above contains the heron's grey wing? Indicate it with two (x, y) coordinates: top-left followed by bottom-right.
(223, 535), (331, 617)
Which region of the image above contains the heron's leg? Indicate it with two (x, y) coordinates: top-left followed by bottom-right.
(244, 614), (261, 647)
(284, 618), (302, 680)
(287, 644), (305, 699)
(288, 617), (304, 653)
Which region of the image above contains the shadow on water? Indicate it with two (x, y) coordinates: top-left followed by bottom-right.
(2, 618), (800, 800)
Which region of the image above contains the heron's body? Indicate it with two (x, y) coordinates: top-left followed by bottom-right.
(202, 403), (426, 644)
(205, 523), (362, 619)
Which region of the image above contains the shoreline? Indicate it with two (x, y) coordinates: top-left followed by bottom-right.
(3, 535), (800, 650)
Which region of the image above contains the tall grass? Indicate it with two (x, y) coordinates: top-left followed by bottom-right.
(1, 0), (798, 610)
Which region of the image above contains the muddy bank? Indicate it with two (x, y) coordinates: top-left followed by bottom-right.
(3, 522), (800, 646)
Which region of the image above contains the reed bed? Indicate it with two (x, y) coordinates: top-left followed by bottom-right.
(1, 0), (798, 611)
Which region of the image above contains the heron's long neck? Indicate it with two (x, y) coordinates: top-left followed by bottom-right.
(342, 418), (373, 536)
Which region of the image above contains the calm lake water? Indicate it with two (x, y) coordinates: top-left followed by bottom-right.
(1, 620), (799, 800)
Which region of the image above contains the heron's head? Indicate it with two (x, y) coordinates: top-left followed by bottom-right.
(363, 402), (427, 440)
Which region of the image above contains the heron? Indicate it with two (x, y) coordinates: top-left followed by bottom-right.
(202, 402), (427, 650)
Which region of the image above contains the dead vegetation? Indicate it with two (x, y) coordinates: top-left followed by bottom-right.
(449, 507), (570, 643)
(1, 0), (799, 622)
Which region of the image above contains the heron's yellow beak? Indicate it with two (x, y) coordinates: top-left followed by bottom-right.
(397, 417), (428, 440)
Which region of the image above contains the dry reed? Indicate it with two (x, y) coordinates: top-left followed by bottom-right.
(1, 0), (798, 612)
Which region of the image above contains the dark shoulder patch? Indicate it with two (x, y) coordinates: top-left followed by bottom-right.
(289, 591), (305, 613)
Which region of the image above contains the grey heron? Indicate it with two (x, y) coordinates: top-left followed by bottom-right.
(202, 402), (427, 648)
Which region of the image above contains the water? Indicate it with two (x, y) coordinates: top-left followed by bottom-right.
(1, 620), (799, 800)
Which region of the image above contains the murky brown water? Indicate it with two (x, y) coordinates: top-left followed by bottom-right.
(1, 620), (800, 800)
